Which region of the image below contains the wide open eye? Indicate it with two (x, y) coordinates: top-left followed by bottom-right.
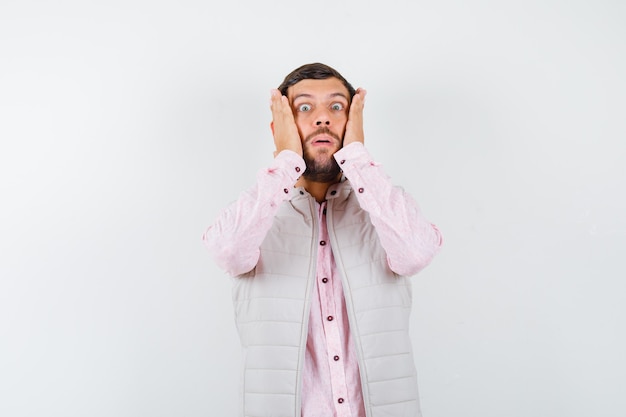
(331, 103), (344, 111)
(298, 104), (312, 112)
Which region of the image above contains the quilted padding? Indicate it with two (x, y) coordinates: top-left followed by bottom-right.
(231, 183), (422, 417)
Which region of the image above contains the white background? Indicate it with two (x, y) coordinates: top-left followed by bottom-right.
(1, 0), (625, 416)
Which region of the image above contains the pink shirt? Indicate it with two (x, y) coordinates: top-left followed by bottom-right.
(204, 142), (442, 417)
(301, 199), (366, 416)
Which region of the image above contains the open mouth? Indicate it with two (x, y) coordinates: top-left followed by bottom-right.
(311, 135), (336, 146)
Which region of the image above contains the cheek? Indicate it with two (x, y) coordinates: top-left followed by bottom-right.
(294, 112), (311, 125)
(293, 116), (309, 137)
(335, 115), (348, 132)
(335, 111), (348, 123)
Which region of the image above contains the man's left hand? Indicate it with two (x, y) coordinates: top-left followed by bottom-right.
(343, 87), (367, 146)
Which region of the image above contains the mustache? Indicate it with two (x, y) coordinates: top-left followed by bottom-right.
(304, 127), (342, 143)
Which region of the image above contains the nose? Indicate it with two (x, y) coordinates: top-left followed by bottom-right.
(314, 109), (331, 126)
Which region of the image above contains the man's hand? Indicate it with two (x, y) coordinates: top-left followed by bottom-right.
(343, 87), (367, 146)
(270, 89), (302, 157)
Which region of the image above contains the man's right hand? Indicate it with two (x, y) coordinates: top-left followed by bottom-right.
(270, 89), (303, 157)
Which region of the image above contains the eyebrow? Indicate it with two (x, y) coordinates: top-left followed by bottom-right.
(292, 92), (350, 102)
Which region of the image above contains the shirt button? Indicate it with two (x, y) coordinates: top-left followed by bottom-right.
(330, 190), (336, 196)
(299, 190), (304, 195)
(321, 278), (328, 283)
(320, 241), (326, 246)
(283, 188), (289, 194)
(338, 398), (344, 404)
(340, 159), (345, 165)
(334, 355), (340, 361)
(358, 187), (364, 193)
(327, 316), (334, 321)
(295, 166), (301, 172)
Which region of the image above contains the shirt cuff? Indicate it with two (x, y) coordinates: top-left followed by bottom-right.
(334, 142), (377, 171)
(273, 149), (306, 182)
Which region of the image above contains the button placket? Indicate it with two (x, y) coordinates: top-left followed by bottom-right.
(315, 201), (351, 416)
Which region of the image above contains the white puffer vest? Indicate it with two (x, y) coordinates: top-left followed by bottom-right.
(232, 181), (422, 417)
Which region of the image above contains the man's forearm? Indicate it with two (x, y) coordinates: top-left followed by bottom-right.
(335, 142), (443, 276)
(203, 150), (305, 276)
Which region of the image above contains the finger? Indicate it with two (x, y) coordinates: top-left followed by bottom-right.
(269, 88), (302, 155)
(353, 88), (366, 107)
(355, 89), (366, 105)
(344, 88), (366, 145)
(270, 92), (293, 128)
(279, 96), (296, 123)
(349, 89), (366, 119)
(355, 87), (367, 100)
(270, 89), (282, 112)
(270, 90), (291, 116)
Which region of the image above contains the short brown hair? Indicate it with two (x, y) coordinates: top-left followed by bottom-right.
(278, 63), (356, 99)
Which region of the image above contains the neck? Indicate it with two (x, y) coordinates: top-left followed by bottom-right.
(296, 175), (341, 203)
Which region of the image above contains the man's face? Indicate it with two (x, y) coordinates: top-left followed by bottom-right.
(287, 77), (350, 182)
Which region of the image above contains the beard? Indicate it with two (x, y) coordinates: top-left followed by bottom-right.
(302, 127), (342, 183)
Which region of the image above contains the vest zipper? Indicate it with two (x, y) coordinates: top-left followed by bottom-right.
(294, 195), (319, 417)
(326, 197), (373, 417)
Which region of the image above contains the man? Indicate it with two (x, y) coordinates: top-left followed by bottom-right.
(203, 63), (442, 417)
